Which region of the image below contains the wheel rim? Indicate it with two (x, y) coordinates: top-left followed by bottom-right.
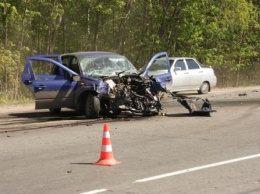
(201, 83), (209, 93)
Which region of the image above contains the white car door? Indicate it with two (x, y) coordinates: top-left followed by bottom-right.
(185, 59), (203, 90)
(170, 59), (190, 91)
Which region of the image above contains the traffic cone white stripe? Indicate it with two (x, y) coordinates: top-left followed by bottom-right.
(101, 145), (113, 152)
(103, 131), (110, 138)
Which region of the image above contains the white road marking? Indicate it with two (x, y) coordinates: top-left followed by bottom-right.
(80, 189), (107, 194)
(134, 153), (260, 183)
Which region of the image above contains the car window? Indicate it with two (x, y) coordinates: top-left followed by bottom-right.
(30, 60), (65, 80)
(79, 56), (137, 77)
(186, 59), (200, 70)
(175, 59), (186, 70)
(148, 59), (168, 76)
(69, 57), (80, 74)
(149, 60), (168, 71)
(62, 56), (71, 67)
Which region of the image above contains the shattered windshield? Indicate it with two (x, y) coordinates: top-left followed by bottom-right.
(79, 56), (138, 77)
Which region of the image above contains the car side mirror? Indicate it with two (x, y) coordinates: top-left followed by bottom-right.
(174, 67), (181, 71)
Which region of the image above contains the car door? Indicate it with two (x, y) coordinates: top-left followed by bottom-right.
(22, 56), (79, 109)
(141, 52), (172, 89)
(170, 59), (190, 91)
(185, 59), (203, 90)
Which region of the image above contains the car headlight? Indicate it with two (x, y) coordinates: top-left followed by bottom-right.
(96, 86), (109, 94)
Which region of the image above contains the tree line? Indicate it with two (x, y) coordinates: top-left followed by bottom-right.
(0, 0), (259, 103)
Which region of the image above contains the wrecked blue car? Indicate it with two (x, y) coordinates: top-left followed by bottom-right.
(22, 52), (170, 118)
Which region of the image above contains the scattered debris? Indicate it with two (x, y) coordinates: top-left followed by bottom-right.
(167, 90), (216, 116)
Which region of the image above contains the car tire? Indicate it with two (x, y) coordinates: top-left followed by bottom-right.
(85, 93), (100, 119)
(198, 82), (210, 94)
(49, 108), (61, 114)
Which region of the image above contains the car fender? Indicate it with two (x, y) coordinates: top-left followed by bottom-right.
(201, 68), (217, 88)
(73, 77), (108, 109)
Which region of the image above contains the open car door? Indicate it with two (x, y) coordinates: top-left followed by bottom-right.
(141, 52), (172, 90)
(22, 56), (79, 110)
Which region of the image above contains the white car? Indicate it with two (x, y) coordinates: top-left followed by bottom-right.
(143, 57), (217, 94)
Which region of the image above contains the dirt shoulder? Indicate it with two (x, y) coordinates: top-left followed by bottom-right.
(203, 85), (260, 101)
(1, 102), (35, 114)
(169, 86), (260, 100)
(208, 85), (260, 94)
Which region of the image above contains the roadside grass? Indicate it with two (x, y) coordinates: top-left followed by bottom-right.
(0, 86), (34, 106)
(0, 91), (34, 106)
(0, 97), (34, 106)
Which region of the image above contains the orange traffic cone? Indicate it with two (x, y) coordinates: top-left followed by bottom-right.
(93, 123), (121, 166)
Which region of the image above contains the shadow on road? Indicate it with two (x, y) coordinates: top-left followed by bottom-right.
(8, 110), (86, 121)
(70, 162), (93, 165)
(164, 113), (211, 117)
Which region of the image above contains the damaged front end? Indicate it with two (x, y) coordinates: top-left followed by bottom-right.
(97, 73), (165, 117)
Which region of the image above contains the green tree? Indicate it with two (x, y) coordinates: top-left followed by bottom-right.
(0, 0), (259, 103)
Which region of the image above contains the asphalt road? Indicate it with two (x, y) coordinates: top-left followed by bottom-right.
(0, 87), (260, 194)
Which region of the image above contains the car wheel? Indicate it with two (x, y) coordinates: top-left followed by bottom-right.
(49, 108), (61, 114)
(85, 93), (100, 119)
(198, 82), (210, 94)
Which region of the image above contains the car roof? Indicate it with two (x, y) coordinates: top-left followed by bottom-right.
(156, 57), (195, 60)
(168, 57), (195, 60)
(30, 51), (123, 59)
(61, 51), (122, 58)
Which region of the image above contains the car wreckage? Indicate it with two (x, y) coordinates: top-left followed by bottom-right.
(22, 51), (215, 118)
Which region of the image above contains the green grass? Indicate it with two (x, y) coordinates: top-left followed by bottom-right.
(0, 98), (34, 106)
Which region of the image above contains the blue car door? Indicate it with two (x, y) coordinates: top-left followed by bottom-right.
(141, 52), (171, 90)
(22, 57), (79, 110)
